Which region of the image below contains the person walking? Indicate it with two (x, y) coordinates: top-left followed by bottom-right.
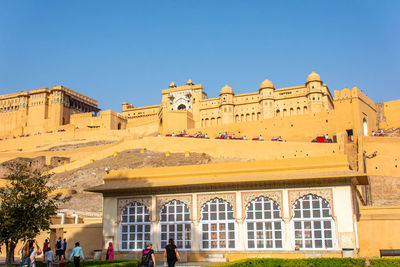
(43, 239), (50, 261)
(62, 239), (67, 260)
(106, 242), (114, 260)
(164, 239), (180, 267)
(45, 246), (54, 267)
(141, 243), (155, 267)
(55, 237), (64, 261)
(69, 242), (85, 267)
(20, 240), (42, 267)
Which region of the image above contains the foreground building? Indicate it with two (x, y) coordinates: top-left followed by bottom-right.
(88, 155), (368, 261)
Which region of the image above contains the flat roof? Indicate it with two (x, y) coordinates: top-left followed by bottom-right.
(86, 155), (368, 195)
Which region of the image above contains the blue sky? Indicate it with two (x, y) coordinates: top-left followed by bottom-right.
(0, 1), (399, 112)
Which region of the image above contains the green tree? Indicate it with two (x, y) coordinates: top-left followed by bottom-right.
(0, 162), (69, 267)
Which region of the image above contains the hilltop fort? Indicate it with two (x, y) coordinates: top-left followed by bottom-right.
(0, 71), (399, 261)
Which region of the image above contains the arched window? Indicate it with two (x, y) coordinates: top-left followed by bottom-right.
(211, 118), (215, 126)
(292, 195), (334, 249)
(177, 104), (186, 110)
(201, 198), (235, 250)
(363, 118), (368, 136)
(120, 202), (151, 250)
(160, 200), (192, 250)
(235, 115), (239, 123)
(245, 197), (283, 249)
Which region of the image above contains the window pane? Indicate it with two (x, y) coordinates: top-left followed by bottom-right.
(324, 221), (331, 228)
(303, 210), (311, 218)
(248, 241), (255, 248)
(248, 231), (254, 239)
(324, 230), (332, 238)
(315, 230), (322, 238)
(313, 210), (321, 218)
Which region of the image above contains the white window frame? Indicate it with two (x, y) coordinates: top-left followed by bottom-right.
(292, 194), (335, 250)
(245, 196), (284, 250)
(200, 198), (236, 250)
(120, 201), (151, 251)
(159, 200), (192, 250)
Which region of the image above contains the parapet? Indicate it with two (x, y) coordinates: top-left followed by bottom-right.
(334, 87), (376, 110)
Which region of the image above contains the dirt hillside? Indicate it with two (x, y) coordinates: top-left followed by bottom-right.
(50, 149), (244, 217)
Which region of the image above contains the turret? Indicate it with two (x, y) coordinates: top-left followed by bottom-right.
(219, 84), (234, 124)
(259, 77), (275, 119)
(306, 71), (324, 113)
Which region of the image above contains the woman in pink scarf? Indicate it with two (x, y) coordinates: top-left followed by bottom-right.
(106, 242), (114, 260)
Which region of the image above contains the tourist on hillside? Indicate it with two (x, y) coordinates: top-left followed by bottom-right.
(63, 239), (67, 260)
(106, 242), (114, 260)
(45, 246), (55, 267)
(69, 242), (85, 267)
(55, 237), (64, 261)
(164, 239), (180, 267)
(258, 134), (263, 141)
(141, 243), (155, 267)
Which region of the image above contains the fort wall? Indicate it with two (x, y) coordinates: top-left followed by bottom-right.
(357, 206), (400, 257)
(379, 99), (400, 129)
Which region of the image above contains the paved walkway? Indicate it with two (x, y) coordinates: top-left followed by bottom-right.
(0, 257), (215, 267)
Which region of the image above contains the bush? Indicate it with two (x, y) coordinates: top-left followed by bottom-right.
(36, 260), (140, 267)
(209, 258), (366, 267)
(369, 258), (400, 267)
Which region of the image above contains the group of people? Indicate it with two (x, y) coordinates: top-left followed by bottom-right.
(141, 239), (180, 267)
(17, 238), (85, 267)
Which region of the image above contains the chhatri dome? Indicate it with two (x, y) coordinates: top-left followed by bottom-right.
(306, 71), (322, 84)
(186, 79), (194, 85)
(169, 82), (177, 88)
(219, 84), (234, 95)
(259, 77), (274, 89)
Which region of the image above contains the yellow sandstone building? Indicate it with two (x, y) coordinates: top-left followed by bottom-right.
(122, 72), (335, 131)
(0, 71), (400, 262)
(0, 71), (378, 142)
(0, 85), (99, 136)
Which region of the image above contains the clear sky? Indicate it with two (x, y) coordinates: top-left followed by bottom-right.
(0, 1), (399, 112)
